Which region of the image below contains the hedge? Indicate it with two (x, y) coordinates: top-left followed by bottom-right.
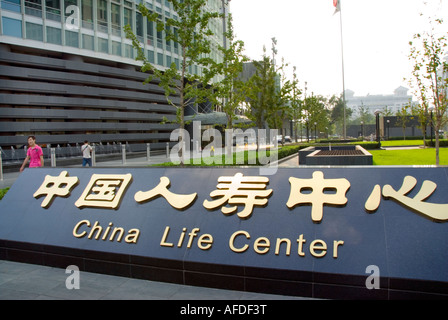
(0, 187), (9, 200)
(424, 139), (448, 147)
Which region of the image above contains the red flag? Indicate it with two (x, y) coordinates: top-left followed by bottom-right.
(333, 0), (341, 15)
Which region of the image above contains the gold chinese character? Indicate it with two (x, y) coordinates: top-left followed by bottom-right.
(134, 176), (197, 210)
(203, 173), (273, 219)
(365, 176), (448, 222)
(286, 171), (350, 223)
(75, 173), (132, 209)
(33, 170), (79, 208)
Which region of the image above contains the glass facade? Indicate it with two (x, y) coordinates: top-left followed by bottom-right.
(2, 16), (22, 37)
(47, 25), (62, 44)
(0, 0), (227, 76)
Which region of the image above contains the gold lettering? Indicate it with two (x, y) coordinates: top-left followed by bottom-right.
(203, 173), (272, 219)
(75, 174), (132, 209)
(229, 230), (250, 253)
(310, 239), (327, 258)
(109, 227), (124, 242)
(333, 240), (344, 258)
(102, 222), (113, 240)
(135, 177), (197, 210)
(88, 220), (102, 240)
(275, 238), (291, 256)
(197, 234), (213, 250)
(297, 234), (306, 257)
(229, 231), (343, 258)
(287, 171), (350, 223)
(177, 228), (187, 247)
(72, 220), (138, 244)
(73, 219), (90, 238)
(125, 229), (140, 243)
(187, 228), (200, 248)
(160, 226), (174, 247)
(254, 237), (270, 254)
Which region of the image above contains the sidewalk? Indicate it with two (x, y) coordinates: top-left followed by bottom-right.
(0, 260), (307, 300)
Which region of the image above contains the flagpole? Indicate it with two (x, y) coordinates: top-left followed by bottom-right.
(336, 0), (347, 139)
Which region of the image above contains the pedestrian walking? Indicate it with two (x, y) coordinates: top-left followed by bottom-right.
(20, 135), (44, 172)
(81, 140), (93, 167)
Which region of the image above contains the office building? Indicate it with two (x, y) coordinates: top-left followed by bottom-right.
(0, 0), (228, 151)
(345, 86), (413, 117)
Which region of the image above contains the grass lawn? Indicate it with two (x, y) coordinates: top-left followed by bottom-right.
(370, 148), (448, 165)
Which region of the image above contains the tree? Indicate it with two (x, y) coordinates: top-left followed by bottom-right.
(303, 94), (330, 141)
(381, 106), (394, 117)
(288, 66), (302, 142)
(408, 15), (448, 164)
(356, 103), (375, 125)
(265, 39), (292, 144)
(395, 104), (411, 140)
(125, 0), (221, 162)
(329, 94), (352, 137)
(267, 63), (292, 143)
(208, 13), (248, 130)
(245, 46), (276, 131)
(410, 101), (429, 147)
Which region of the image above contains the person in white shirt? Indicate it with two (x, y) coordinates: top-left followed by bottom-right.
(81, 140), (93, 167)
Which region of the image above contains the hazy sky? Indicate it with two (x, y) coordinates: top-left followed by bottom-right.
(230, 0), (448, 99)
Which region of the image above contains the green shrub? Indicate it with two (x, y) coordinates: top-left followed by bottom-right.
(0, 187), (10, 200)
(425, 139), (448, 147)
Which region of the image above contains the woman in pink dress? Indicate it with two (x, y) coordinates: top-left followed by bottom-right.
(20, 136), (44, 172)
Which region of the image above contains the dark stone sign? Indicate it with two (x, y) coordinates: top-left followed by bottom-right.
(0, 167), (447, 299)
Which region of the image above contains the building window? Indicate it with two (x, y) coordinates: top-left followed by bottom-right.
(65, 29), (79, 47)
(97, 0), (108, 33)
(82, 33), (94, 50)
(156, 14), (163, 49)
(112, 41), (121, 56)
(111, 3), (120, 36)
(26, 22), (43, 41)
(2, 0), (21, 13)
(165, 17), (171, 52)
(147, 50), (154, 63)
(25, 0), (43, 18)
(173, 27), (178, 53)
(124, 44), (133, 58)
(2, 17), (22, 38)
(46, 26), (62, 44)
(124, 7), (132, 27)
(81, 0), (93, 29)
(166, 55), (171, 68)
(147, 17), (154, 46)
(136, 11), (143, 38)
(98, 37), (108, 53)
(157, 52), (163, 66)
(46, 0), (61, 21)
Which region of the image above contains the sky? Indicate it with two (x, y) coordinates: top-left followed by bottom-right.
(229, 0), (448, 99)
